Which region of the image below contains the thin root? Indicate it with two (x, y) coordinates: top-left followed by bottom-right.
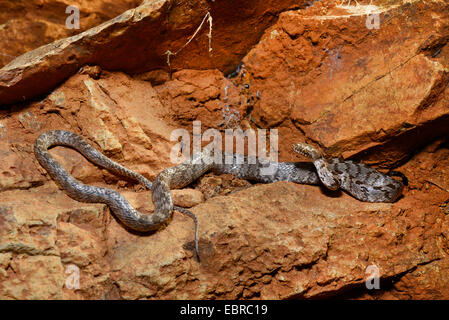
(164, 11), (213, 72)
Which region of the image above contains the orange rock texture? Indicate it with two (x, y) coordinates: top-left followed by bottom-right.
(0, 0), (448, 299)
(0, 0), (141, 68)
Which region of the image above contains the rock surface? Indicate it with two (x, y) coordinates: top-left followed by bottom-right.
(0, 0), (142, 68)
(0, 0), (448, 299)
(242, 0), (449, 166)
(0, 0), (303, 106)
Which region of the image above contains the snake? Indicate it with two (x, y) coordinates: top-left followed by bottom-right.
(34, 130), (404, 259)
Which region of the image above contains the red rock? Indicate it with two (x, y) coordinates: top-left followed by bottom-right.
(0, 0), (142, 68)
(0, 0), (448, 300)
(243, 0), (449, 164)
(0, 0), (303, 106)
(172, 189), (205, 208)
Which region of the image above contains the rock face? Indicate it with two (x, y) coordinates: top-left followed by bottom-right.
(0, 0), (449, 299)
(0, 0), (303, 106)
(0, 0), (142, 68)
(243, 0), (449, 166)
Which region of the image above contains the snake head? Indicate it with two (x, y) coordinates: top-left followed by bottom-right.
(292, 142), (324, 160)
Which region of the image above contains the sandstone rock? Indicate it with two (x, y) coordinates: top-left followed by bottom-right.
(172, 189), (205, 208)
(101, 181), (447, 299)
(0, 139), (45, 191)
(0, 185), (109, 299)
(0, 0), (142, 68)
(1, 166), (447, 299)
(343, 140), (449, 299)
(0, 0), (304, 106)
(0, 0), (448, 300)
(1, 255), (65, 299)
(243, 0), (449, 165)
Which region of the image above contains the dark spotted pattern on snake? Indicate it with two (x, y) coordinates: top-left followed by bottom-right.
(34, 130), (404, 259)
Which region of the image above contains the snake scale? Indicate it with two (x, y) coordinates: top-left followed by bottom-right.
(34, 130), (404, 259)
